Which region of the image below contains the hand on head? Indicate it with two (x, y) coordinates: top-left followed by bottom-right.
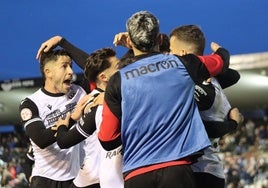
(113, 32), (132, 49)
(36, 35), (63, 60)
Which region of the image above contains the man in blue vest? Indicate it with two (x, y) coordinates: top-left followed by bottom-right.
(98, 10), (230, 188)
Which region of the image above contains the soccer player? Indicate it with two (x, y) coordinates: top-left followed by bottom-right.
(19, 49), (86, 188)
(36, 38), (124, 188)
(169, 24), (243, 188)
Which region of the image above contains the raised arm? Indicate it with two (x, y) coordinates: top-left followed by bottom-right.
(36, 35), (89, 69)
(197, 42), (230, 77)
(179, 42), (230, 84)
(216, 68), (240, 89)
(58, 38), (89, 69)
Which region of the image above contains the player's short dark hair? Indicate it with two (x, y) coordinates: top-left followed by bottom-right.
(84, 48), (116, 82)
(39, 49), (71, 78)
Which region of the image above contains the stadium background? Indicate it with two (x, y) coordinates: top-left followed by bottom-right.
(0, 1), (267, 187)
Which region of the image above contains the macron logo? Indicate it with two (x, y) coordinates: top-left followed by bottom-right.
(124, 59), (179, 80)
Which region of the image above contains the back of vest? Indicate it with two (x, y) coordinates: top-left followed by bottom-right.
(119, 54), (211, 173)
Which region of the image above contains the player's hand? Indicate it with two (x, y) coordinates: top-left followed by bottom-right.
(52, 112), (71, 136)
(36, 35), (63, 60)
(210, 42), (221, 53)
(93, 92), (104, 106)
(71, 94), (95, 121)
(229, 107), (244, 126)
(83, 92), (104, 113)
(113, 32), (132, 49)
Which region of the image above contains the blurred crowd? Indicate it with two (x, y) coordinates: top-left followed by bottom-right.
(0, 132), (29, 188)
(220, 116), (268, 188)
(0, 114), (268, 188)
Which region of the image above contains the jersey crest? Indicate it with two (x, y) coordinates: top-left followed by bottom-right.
(20, 108), (32, 121)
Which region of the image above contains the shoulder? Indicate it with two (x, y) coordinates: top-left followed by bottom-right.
(19, 98), (39, 122)
(20, 98), (36, 108)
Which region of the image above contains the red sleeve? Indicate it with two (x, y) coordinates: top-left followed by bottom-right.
(98, 101), (121, 142)
(179, 48), (229, 85)
(197, 54), (223, 77)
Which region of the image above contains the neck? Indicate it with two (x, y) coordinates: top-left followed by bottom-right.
(44, 81), (58, 94)
(132, 48), (147, 56)
(132, 45), (160, 56)
(96, 82), (106, 91)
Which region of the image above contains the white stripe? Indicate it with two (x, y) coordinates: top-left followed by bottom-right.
(75, 124), (90, 138)
(24, 117), (42, 129)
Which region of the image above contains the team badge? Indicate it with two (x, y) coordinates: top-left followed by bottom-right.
(20, 108), (32, 121)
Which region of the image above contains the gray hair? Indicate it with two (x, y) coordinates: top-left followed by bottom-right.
(126, 11), (159, 52)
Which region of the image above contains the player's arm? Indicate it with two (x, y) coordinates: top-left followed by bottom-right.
(203, 107), (244, 138)
(19, 98), (57, 149)
(180, 42), (230, 84)
(98, 72), (122, 151)
(36, 35), (89, 69)
(55, 106), (98, 149)
(216, 68), (240, 89)
(203, 120), (238, 138)
(58, 38), (89, 69)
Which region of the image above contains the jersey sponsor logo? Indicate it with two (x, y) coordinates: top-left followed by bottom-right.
(124, 59), (179, 80)
(20, 108), (32, 121)
(45, 102), (76, 124)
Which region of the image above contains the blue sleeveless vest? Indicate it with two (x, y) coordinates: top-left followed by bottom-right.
(119, 54), (210, 173)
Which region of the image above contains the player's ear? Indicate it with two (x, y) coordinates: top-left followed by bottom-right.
(98, 72), (108, 82)
(181, 49), (187, 56)
(44, 66), (52, 79)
